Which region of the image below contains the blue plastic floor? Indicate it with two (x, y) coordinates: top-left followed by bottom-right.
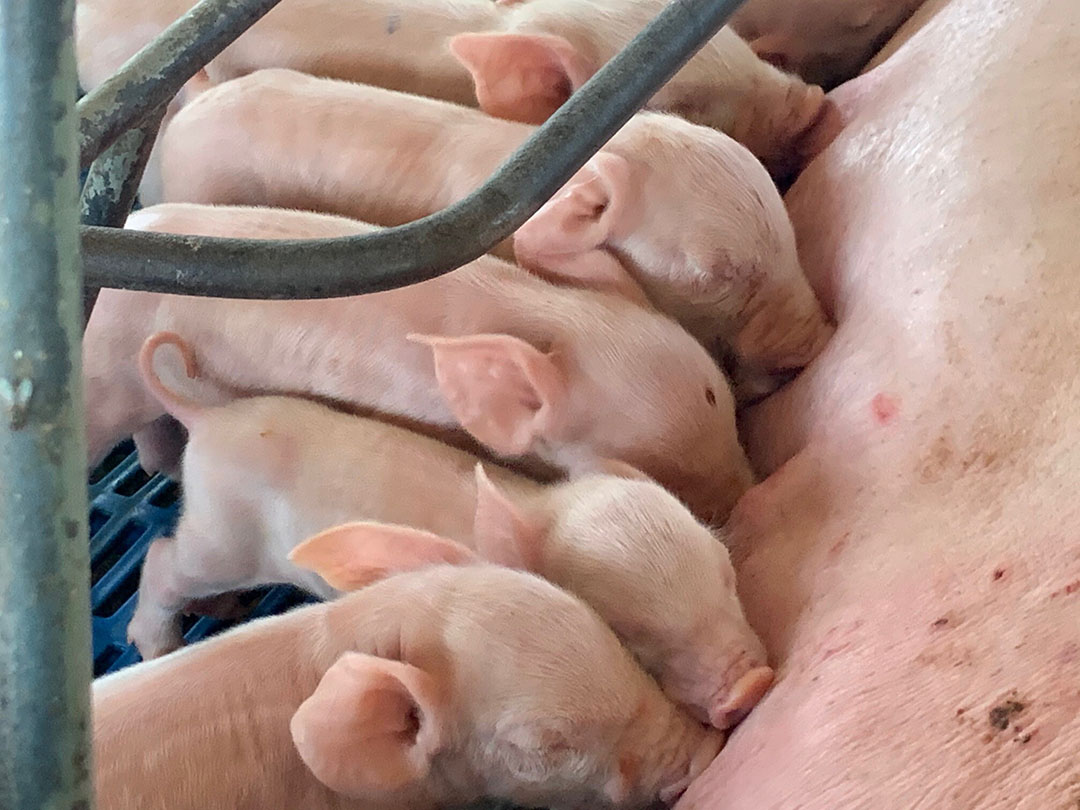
(88, 440), (314, 678)
(82, 143), (314, 678)
(79, 98), (517, 810)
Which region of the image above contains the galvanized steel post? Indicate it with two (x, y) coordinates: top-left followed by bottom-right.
(0, 2), (94, 810)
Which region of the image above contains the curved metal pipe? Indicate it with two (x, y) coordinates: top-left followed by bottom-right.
(78, 0), (284, 168)
(81, 0), (749, 300)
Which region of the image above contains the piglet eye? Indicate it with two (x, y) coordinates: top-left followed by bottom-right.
(705, 387), (717, 406)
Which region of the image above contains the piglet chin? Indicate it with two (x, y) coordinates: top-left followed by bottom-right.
(658, 730), (724, 806)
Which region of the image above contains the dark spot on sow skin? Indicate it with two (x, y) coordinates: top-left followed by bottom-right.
(993, 567), (1006, 581)
(988, 700), (1025, 731)
(932, 617), (950, 629)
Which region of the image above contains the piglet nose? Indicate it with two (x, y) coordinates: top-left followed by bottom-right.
(708, 666), (775, 729)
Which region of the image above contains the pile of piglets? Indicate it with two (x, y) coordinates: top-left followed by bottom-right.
(78, 0), (919, 808)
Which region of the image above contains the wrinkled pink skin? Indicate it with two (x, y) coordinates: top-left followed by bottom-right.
(85, 204), (752, 523)
(730, 0), (928, 88)
(676, 1), (1080, 807)
(75, 0), (823, 171)
(97, 565), (724, 810)
(125, 345), (769, 726)
(160, 71), (832, 400)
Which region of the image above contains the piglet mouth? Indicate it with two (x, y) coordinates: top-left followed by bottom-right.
(708, 665), (775, 729)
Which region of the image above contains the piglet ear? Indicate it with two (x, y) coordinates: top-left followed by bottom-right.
(288, 521), (476, 592)
(513, 153), (642, 302)
(408, 333), (566, 457)
(291, 652), (444, 798)
(449, 32), (594, 123)
(472, 464), (547, 571)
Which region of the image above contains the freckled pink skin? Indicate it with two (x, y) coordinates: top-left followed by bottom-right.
(677, 1), (1080, 808)
(85, 204), (752, 524)
(96, 565), (724, 810)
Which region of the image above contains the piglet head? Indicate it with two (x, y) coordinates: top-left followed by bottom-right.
(730, 0), (928, 89)
(292, 527), (723, 809)
(411, 328), (754, 522)
(732, 69), (828, 182)
(623, 22), (827, 178)
(511, 115), (834, 403)
(472, 466), (773, 730)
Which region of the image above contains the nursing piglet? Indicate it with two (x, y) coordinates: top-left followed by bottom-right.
(127, 331), (772, 728)
(86, 204), (752, 521)
(161, 71), (832, 398)
(97, 563), (724, 810)
(730, 0), (928, 87)
(75, 0), (824, 173)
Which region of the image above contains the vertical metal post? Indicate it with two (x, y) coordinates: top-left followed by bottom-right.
(0, 0), (94, 808)
(81, 107), (165, 325)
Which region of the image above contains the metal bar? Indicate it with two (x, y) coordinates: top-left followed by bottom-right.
(78, 0), (284, 168)
(80, 0), (749, 300)
(81, 107), (166, 324)
(0, 0), (94, 808)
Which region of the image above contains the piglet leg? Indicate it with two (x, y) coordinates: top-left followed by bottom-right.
(127, 535), (247, 660)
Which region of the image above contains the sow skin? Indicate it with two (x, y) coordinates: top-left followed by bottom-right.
(680, 0), (1080, 808)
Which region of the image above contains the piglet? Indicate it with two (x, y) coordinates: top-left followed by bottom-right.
(127, 331), (772, 728)
(96, 562), (724, 810)
(75, 0), (824, 174)
(730, 0), (929, 88)
(161, 70), (833, 398)
(86, 204), (753, 522)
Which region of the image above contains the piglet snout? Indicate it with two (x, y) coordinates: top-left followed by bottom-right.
(708, 665), (775, 729)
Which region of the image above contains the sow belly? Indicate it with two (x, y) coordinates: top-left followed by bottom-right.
(681, 0), (1080, 807)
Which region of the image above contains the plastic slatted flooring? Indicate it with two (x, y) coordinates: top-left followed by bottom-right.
(80, 104), (516, 810)
(88, 443), (519, 810)
(82, 152), (313, 678)
(89, 440), (315, 678)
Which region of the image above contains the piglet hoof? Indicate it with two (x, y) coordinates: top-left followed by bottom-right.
(710, 666), (775, 729)
(127, 614), (184, 661)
